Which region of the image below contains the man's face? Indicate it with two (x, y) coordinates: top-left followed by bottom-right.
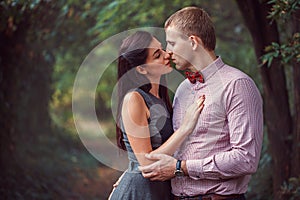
(165, 26), (193, 71)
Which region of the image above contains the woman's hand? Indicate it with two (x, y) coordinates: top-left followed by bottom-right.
(180, 95), (205, 134)
(112, 170), (126, 188)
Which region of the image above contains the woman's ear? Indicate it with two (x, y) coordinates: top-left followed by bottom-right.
(135, 66), (147, 75)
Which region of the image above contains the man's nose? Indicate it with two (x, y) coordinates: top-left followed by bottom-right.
(165, 51), (173, 59)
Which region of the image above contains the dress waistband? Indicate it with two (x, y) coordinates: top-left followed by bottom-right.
(127, 160), (140, 172)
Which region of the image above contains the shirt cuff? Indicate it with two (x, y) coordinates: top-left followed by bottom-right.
(186, 159), (204, 180)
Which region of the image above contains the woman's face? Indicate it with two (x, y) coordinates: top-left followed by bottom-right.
(141, 37), (173, 78)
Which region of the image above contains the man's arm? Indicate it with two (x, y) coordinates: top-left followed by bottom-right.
(187, 78), (263, 180)
(139, 153), (177, 181)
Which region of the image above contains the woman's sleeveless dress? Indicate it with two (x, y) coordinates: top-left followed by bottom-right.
(110, 88), (174, 200)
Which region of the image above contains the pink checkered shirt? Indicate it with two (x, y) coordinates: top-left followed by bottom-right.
(172, 57), (263, 196)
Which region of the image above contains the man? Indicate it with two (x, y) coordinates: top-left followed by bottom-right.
(139, 7), (263, 200)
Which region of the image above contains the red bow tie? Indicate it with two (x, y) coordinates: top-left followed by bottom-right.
(185, 71), (204, 84)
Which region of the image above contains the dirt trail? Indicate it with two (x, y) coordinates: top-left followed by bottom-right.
(71, 119), (128, 199)
(71, 165), (122, 200)
(72, 137), (126, 199)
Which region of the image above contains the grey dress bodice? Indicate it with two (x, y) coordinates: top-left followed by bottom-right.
(121, 88), (173, 171)
(110, 88), (173, 200)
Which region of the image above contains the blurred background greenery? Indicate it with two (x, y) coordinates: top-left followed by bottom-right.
(0, 0), (299, 199)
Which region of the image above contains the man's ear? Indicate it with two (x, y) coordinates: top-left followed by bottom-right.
(189, 35), (203, 50)
(136, 66), (147, 75)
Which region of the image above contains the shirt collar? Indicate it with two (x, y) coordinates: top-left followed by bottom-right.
(201, 56), (224, 82)
(189, 56), (225, 90)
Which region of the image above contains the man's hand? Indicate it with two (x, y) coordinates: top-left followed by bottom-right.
(139, 153), (177, 181)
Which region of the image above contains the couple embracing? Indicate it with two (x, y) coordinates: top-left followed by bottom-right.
(109, 6), (263, 200)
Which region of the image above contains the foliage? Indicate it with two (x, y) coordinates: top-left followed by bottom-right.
(280, 176), (300, 200)
(262, 33), (300, 67)
(89, 0), (195, 42)
(261, 0), (300, 67)
(0, 1), (116, 199)
(0, 1), (42, 31)
(268, 0), (300, 21)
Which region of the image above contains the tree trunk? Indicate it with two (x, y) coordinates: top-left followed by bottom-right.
(291, 8), (300, 177)
(235, 0), (293, 199)
(0, 10), (53, 181)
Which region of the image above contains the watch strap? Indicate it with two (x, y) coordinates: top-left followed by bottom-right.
(176, 160), (182, 171)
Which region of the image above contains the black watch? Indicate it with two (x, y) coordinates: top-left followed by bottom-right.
(174, 160), (184, 176)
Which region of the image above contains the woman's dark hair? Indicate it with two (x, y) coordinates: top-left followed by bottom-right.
(116, 31), (172, 150)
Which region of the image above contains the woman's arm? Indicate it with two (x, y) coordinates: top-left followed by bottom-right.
(122, 91), (205, 166)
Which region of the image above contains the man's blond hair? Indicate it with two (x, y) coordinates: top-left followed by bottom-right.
(165, 7), (216, 51)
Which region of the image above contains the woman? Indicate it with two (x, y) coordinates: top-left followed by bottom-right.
(109, 31), (205, 200)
